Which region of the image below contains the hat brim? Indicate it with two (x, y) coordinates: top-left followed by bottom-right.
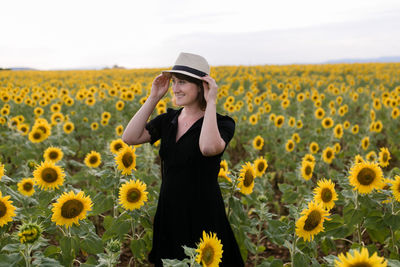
(162, 70), (204, 81)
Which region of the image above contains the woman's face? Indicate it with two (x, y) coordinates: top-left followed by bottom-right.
(171, 75), (200, 107)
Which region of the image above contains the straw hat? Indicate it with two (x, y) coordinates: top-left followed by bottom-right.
(162, 52), (210, 80)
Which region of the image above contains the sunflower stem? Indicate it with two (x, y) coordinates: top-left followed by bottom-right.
(227, 172), (239, 219)
(22, 244), (32, 267)
(290, 235), (298, 264)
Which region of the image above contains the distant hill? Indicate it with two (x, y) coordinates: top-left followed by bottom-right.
(323, 56), (400, 64)
(8, 67), (37, 71)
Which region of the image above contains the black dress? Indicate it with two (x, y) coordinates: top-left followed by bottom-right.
(146, 108), (244, 267)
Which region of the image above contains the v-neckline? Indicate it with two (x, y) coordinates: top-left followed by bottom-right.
(173, 108), (204, 144)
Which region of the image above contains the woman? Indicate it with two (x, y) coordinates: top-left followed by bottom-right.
(122, 52), (244, 266)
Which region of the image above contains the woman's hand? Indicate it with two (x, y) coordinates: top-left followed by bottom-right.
(201, 75), (218, 103)
(149, 73), (171, 101)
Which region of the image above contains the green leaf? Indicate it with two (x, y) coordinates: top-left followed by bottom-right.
(0, 253), (24, 267)
(384, 213), (400, 230)
(81, 234), (104, 254)
(343, 204), (363, 227)
(43, 245), (61, 257)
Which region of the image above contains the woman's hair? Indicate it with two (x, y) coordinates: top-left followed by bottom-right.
(172, 73), (207, 110)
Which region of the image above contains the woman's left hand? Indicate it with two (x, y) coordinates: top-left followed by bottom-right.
(201, 75), (218, 103)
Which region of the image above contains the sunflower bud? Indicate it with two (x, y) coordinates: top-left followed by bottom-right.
(106, 239), (121, 254)
(17, 222), (43, 244)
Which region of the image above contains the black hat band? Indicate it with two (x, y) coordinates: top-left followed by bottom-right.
(172, 65), (207, 77)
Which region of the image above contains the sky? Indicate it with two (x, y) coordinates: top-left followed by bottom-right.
(1, 0), (400, 69)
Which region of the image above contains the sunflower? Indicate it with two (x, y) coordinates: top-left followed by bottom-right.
(302, 154), (315, 164)
(334, 143), (341, 154)
(116, 100), (125, 111)
(252, 135), (264, 150)
(391, 107), (399, 119)
(314, 108), (325, 119)
(352, 125), (359, 134)
(248, 114), (258, 125)
(378, 147), (391, 168)
(361, 137), (369, 150)
(0, 163), (4, 180)
(274, 115), (285, 128)
(309, 142), (319, 154)
(218, 168), (232, 183)
(313, 178), (338, 210)
(253, 156), (268, 177)
(33, 161), (65, 190)
(373, 120), (383, 133)
(110, 138), (127, 154)
(195, 231), (223, 267)
(366, 151), (377, 162)
(28, 128), (46, 143)
(322, 147), (335, 164)
(295, 200), (330, 242)
(301, 161), (314, 181)
(321, 117), (334, 129)
(51, 190), (93, 228)
(17, 222), (43, 244)
(391, 175), (400, 202)
(237, 162), (256, 195)
(285, 139), (295, 152)
(63, 121), (74, 134)
(343, 120), (350, 129)
(43, 146), (63, 163)
(333, 124), (343, 139)
(91, 122), (99, 131)
(17, 123), (30, 135)
(334, 247), (387, 267)
(115, 145), (137, 175)
(349, 161), (385, 194)
(115, 125), (124, 136)
(118, 179), (148, 210)
(84, 151), (102, 168)
(101, 111), (111, 121)
(17, 178), (35, 197)
(354, 154), (365, 164)
(0, 192), (16, 228)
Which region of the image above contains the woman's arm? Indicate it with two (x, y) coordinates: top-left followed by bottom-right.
(122, 73), (170, 145)
(199, 75), (226, 156)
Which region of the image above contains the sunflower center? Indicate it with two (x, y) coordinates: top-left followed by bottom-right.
(244, 169), (254, 187)
(321, 188), (332, 202)
(288, 143), (293, 149)
(350, 263), (372, 267)
(114, 143), (123, 151)
(201, 245), (215, 265)
(122, 153), (133, 167)
(256, 139), (261, 146)
(23, 182), (33, 191)
(277, 119), (283, 125)
(89, 156), (98, 164)
(303, 210), (321, 231)
(382, 153), (388, 162)
(257, 162), (265, 172)
(42, 168), (58, 183)
(357, 168), (376, 186)
(127, 189), (141, 203)
(305, 165), (312, 176)
(38, 126), (47, 134)
(33, 132), (42, 139)
(49, 151), (59, 160)
(327, 151), (332, 159)
(0, 201), (7, 217)
(66, 125), (71, 130)
(61, 199), (84, 218)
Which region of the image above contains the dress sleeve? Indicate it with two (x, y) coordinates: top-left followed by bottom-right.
(217, 115), (236, 147)
(145, 111), (168, 145)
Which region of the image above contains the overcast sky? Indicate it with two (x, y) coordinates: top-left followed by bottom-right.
(1, 0), (400, 69)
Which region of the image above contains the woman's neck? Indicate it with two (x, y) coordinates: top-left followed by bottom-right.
(181, 105), (204, 118)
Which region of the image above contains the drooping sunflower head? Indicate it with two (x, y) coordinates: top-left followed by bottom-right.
(322, 147), (335, 164)
(118, 179), (148, 210)
(378, 147), (391, 168)
(295, 200), (330, 242)
(334, 247), (387, 267)
(109, 139), (127, 155)
(43, 146), (64, 163)
(238, 162), (256, 195)
(253, 156), (268, 177)
(84, 151), (102, 168)
(349, 161), (385, 194)
(252, 135), (264, 151)
(17, 178), (35, 197)
(51, 191), (93, 228)
(33, 161), (65, 191)
(115, 146), (137, 175)
(17, 221), (43, 244)
(313, 178), (338, 210)
(195, 231), (223, 267)
(0, 192), (17, 227)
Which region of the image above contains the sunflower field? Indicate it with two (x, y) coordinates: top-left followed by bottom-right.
(1, 63), (400, 267)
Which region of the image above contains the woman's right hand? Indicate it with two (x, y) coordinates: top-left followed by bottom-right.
(149, 73), (170, 101)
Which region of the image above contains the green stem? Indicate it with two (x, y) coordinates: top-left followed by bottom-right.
(227, 173), (239, 219)
(24, 244), (31, 267)
(354, 191), (363, 245)
(291, 235), (298, 264)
